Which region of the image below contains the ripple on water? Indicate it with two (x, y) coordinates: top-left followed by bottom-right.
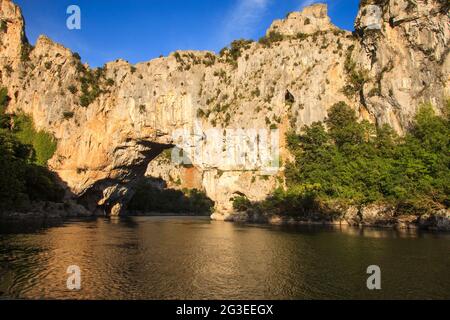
(0, 217), (449, 299)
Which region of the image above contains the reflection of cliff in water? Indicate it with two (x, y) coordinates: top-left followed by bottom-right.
(0, 217), (449, 299)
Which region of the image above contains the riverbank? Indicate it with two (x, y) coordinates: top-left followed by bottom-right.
(0, 200), (94, 221)
(2, 201), (449, 232)
(214, 205), (450, 232)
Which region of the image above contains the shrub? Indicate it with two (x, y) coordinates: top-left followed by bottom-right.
(197, 108), (206, 118)
(13, 114), (57, 166)
(342, 45), (369, 99)
(203, 52), (216, 67)
(173, 52), (183, 63)
(295, 33), (308, 41)
(279, 101), (450, 216)
(80, 95), (91, 107)
(128, 179), (214, 215)
(75, 64), (109, 107)
(220, 39), (253, 65)
(232, 196), (252, 211)
(4, 64), (13, 76)
(0, 87), (10, 110)
(0, 20), (7, 33)
(72, 52), (81, 60)
(252, 87), (261, 97)
(0, 128), (63, 211)
(259, 31), (284, 47)
(68, 85), (78, 94)
(21, 43), (34, 62)
(0, 133), (29, 210)
(405, 0), (417, 12)
(24, 164), (65, 202)
(63, 111), (74, 120)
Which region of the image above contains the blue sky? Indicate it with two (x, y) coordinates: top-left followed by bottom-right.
(15, 0), (360, 67)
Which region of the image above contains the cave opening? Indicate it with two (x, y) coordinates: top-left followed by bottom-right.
(285, 90), (295, 105)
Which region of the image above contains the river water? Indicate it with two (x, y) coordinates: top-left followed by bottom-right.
(0, 216), (448, 300)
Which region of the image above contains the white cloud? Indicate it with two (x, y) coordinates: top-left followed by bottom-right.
(220, 0), (272, 43)
(299, 0), (328, 10)
(299, 0), (316, 9)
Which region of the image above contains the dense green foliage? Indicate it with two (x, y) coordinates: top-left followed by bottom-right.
(128, 179), (214, 215)
(12, 114), (57, 166)
(236, 101), (450, 217)
(0, 87), (9, 112)
(0, 88), (63, 211)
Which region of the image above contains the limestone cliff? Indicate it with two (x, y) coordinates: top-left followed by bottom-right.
(0, 0), (448, 219)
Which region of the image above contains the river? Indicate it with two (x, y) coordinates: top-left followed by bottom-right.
(0, 216), (449, 300)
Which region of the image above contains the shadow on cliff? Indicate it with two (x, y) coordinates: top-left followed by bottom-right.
(75, 141), (210, 216)
(126, 177), (214, 216)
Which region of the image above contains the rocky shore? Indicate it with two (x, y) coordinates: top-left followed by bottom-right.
(0, 200), (94, 221)
(216, 205), (450, 232)
(1, 202), (449, 233)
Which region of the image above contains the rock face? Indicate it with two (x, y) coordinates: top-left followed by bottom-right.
(267, 4), (338, 36)
(0, 0), (448, 219)
(0, 0), (25, 62)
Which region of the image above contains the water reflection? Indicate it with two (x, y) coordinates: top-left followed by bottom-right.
(0, 217), (449, 299)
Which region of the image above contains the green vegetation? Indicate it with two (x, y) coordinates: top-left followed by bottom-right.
(128, 179), (214, 215)
(72, 52), (82, 60)
(79, 67), (104, 107)
(67, 85), (78, 94)
(220, 39), (253, 67)
(0, 20), (7, 33)
(105, 78), (115, 86)
(203, 52), (216, 67)
(258, 31), (284, 47)
(232, 195), (252, 211)
(12, 114), (57, 166)
(342, 45), (369, 99)
(0, 87), (10, 114)
(21, 42), (34, 62)
(197, 108), (207, 118)
(406, 0), (418, 12)
(4, 64), (13, 76)
(0, 88), (63, 211)
(63, 111), (75, 120)
(235, 101), (450, 217)
(74, 57), (110, 107)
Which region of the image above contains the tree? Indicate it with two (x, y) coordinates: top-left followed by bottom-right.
(280, 100), (449, 216)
